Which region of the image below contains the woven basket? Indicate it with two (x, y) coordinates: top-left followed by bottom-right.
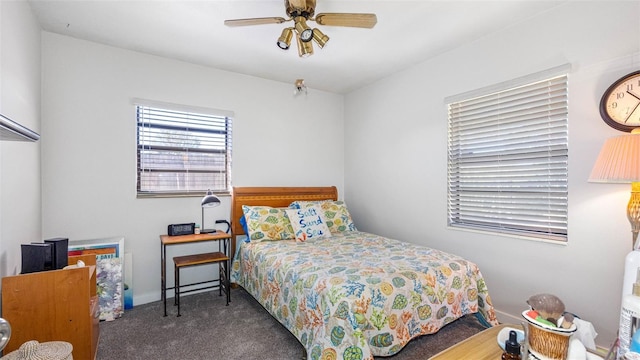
(522, 311), (576, 360)
(1, 340), (73, 360)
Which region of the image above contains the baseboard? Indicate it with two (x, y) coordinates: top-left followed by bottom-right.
(134, 293), (159, 306)
(494, 309), (522, 325)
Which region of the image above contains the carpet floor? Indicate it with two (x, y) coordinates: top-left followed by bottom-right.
(97, 288), (487, 360)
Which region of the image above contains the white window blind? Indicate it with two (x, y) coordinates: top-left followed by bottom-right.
(447, 72), (568, 242)
(135, 101), (233, 197)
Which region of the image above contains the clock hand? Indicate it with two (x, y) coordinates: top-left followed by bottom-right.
(627, 90), (640, 101)
(624, 102), (640, 123)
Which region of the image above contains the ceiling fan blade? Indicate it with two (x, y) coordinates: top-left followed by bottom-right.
(224, 17), (287, 27)
(314, 13), (377, 28)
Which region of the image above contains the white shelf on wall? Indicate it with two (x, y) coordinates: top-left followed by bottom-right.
(0, 113), (39, 142)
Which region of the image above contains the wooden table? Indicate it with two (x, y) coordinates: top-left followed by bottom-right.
(429, 324), (520, 360)
(429, 323), (607, 360)
(160, 230), (232, 316)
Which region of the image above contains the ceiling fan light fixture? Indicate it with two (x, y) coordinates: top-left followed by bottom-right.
(296, 33), (313, 58)
(277, 27), (294, 50)
(294, 16), (314, 43)
(294, 79), (307, 95)
(312, 28), (329, 48)
(224, 1), (378, 58)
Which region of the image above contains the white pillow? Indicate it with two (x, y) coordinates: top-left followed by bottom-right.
(285, 205), (331, 242)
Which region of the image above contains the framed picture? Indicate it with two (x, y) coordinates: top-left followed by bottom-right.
(68, 236), (125, 321)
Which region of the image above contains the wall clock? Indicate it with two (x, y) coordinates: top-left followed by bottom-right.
(600, 70), (640, 132)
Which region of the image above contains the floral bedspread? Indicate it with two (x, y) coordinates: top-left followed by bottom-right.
(231, 231), (498, 360)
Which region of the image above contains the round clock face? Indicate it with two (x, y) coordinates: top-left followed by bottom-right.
(600, 70), (640, 132)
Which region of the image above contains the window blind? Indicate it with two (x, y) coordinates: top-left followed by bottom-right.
(447, 73), (568, 242)
(136, 103), (233, 196)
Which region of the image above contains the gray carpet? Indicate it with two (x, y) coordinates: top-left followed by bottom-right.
(97, 288), (487, 359)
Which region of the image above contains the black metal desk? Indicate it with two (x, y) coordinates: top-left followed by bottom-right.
(160, 230), (231, 316)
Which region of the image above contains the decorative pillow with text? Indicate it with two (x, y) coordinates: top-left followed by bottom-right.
(285, 205), (331, 242)
(289, 200), (357, 234)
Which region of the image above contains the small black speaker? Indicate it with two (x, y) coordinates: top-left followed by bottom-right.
(31, 242), (54, 270)
(21, 243), (49, 274)
(44, 237), (69, 269)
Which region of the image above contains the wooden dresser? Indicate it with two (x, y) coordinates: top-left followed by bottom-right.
(1, 254), (100, 359)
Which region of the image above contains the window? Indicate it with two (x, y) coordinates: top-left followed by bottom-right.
(135, 100), (233, 197)
(447, 66), (569, 242)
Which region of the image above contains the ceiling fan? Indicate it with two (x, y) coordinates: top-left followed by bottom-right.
(224, 0), (377, 58)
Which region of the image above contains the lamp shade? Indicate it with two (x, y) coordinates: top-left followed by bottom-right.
(312, 28), (329, 48)
(297, 34), (313, 58)
(277, 27), (293, 50)
(589, 131), (640, 183)
(294, 17), (313, 42)
(201, 189), (221, 208)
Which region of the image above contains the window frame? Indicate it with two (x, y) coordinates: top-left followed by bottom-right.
(133, 99), (233, 198)
(445, 64), (570, 243)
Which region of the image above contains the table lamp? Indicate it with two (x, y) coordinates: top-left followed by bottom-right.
(590, 128), (640, 360)
(589, 129), (640, 250)
(590, 129), (640, 300)
(201, 189), (221, 233)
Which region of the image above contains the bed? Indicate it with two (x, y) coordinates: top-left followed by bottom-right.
(230, 186), (498, 360)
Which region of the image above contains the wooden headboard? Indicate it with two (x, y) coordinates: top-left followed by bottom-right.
(229, 186), (338, 261)
(230, 186), (338, 237)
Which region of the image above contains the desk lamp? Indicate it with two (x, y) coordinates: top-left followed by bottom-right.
(201, 189), (221, 233)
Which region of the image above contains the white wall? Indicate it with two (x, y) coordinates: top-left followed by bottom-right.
(0, 0), (41, 283)
(40, 33), (344, 305)
(344, 1), (639, 348)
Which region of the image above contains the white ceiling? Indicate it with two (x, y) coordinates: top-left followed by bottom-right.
(27, 0), (567, 94)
